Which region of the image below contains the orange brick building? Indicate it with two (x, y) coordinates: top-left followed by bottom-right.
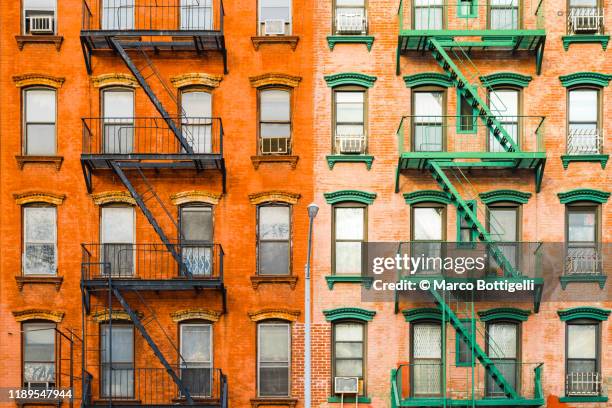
(0, 0), (611, 408)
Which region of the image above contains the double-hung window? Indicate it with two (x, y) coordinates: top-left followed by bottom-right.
(333, 204), (366, 275)
(413, 90), (444, 152)
(487, 205), (519, 273)
(101, 206), (135, 277)
(257, 322), (290, 397)
(334, 88), (366, 154)
(23, 0), (56, 35)
(566, 205), (601, 275)
(489, 89), (519, 152)
(180, 324), (213, 397)
(413, 0), (443, 29)
(568, 0), (603, 34)
(486, 321), (519, 397)
(102, 88), (134, 154)
(568, 88), (601, 155)
(257, 204), (291, 275)
(24, 88), (56, 156)
(411, 204), (445, 275)
(180, 0), (213, 30)
(566, 320), (602, 396)
(334, 0), (367, 35)
(23, 323), (56, 389)
(258, 0), (292, 35)
(333, 322), (365, 395)
(259, 89), (292, 155)
(180, 205), (214, 276)
(411, 322), (442, 396)
(489, 0), (519, 29)
(101, 324), (134, 398)
(181, 90), (213, 153)
(101, 0), (135, 30)
(23, 206), (57, 276)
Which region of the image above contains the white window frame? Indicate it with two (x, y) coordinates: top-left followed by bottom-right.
(23, 206), (57, 276)
(23, 322), (56, 388)
(100, 206), (136, 277)
(22, 0), (57, 35)
(258, 0), (293, 35)
(24, 87), (57, 156)
(257, 322), (291, 397)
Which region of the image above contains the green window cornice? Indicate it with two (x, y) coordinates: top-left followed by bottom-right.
(324, 72), (377, 88)
(324, 190), (377, 205)
(323, 307), (376, 322)
(559, 72), (612, 88)
(558, 306), (610, 321)
(403, 72), (453, 88)
(477, 308), (532, 322)
(479, 189), (532, 205)
(557, 188), (610, 204)
(403, 308), (443, 322)
(480, 72), (533, 88)
(404, 190), (451, 205)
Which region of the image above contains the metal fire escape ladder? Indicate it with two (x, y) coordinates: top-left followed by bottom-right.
(110, 286), (195, 404)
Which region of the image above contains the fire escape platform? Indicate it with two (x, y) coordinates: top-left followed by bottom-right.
(80, 31), (226, 52)
(398, 152), (546, 171)
(81, 154), (225, 170)
(82, 277), (224, 291)
(392, 396), (545, 406)
(398, 30), (546, 52)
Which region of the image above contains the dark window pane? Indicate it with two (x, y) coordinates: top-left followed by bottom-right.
(181, 207), (213, 241)
(259, 242), (289, 275)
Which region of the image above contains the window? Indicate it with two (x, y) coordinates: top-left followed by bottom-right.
(180, 205), (213, 276)
(101, 324), (134, 398)
(101, 0), (135, 30)
(489, 0), (519, 29)
(412, 90), (444, 152)
(458, 92), (476, 133)
(333, 88), (367, 154)
(458, 201), (476, 243)
(257, 204), (291, 275)
(24, 88), (56, 155)
(333, 204), (366, 275)
(458, 0), (477, 18)
(566, 320), (602, 396)
(258, 0), (292, 35)
(180, 0), (213, 30)
(456, 319), (475, 366)
(259, 89), (291, 155)
(568, 0), (603, 34)
(101, 206), (135, 277)
(257, 322), (290, 397)
(566, 205), (600, 275)
(181, 90), (213, 153)
(410, 322), (442, 396)
(487, 205), (519, 272)
(23, 322), (55, 388)
(102, 88), (134, 154)
(180, 323), (213, 397)
(23, 0), (56, 35)
(568, 88), (601, 154)
(486, 321), (519, 397)
(333, 322), (365, 395)
(334, 0), (367, 35)
(411, 204), (445, 275)
(414, 0), (443, 29)
(488, 88), (519, 152)
(23, 206), (57, 276)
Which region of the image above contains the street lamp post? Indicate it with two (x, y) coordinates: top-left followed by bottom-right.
(305, 203), (319, 408)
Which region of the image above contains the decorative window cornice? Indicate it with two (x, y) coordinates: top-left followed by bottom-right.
(557, 188), (610, 204)
(403, 72), (452, 88)
(171, 308), (222, 322)
(91, 191), (136, 206)
(170, 73), (223, 89)
(92, 309), (143, 323)
(479, 189), (532, 205)
(170, 190), (222, 206)
(558, 307), (610, 321)
(480, 72), (533, 88)
(92, 73), (139, 88)
(402, 308), (442, 322)
(324, 72), (377, 88)
(324, 190), (376, 205)
(248, 191), (301, 205)
(13, 73), (65, 89)
(12, 309), (64, 323)
(249, 73), (302, 89)
(477, 308), (532, 322)
(323, 307), (376, 322)
(403, 190), (450, 205)
(559, 72), (612, 88)
(13, 191), (65, 206)
(248, 308), (301, 322)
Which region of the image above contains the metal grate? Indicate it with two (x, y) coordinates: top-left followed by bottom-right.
(568, 7), (605, 34)
(566, 372), (603, 396)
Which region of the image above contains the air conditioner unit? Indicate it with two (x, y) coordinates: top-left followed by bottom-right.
(28, 15), (54, 34)
(335, 377), (359, 394)
(264, 19), (287, 35)
(25, 381), (53, 390)
(336, 11), (367, 34)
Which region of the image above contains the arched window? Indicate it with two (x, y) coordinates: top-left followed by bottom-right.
(180, 89), (213, 153)
(411, 87), (445, 152)
(257, 203), (291, 276)
(100, 322), (134, 398)
(102, 87), (134, 154)
(410, 202), (446, 275)
(179, 203), (214, 276)
(488, 86), (520, 152)
(23, 87), (56, 156)
(332, 320), (366, 395)
(22, 321), (56, 388)
(333, 202), (366, 275)
(179, 321), (214, 396)
(567, 86), (601, 155)
(100, 205), (135, 277)
(485, 320), (520, 396)
(258, 88), (292, 155)
(333, 85), (367, 154)
(410, 320), (442, 397)
(257, 320), (291, 397)
(22, 204), (57, 276)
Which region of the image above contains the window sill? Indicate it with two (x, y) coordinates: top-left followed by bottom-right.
(250, 397), (297, 407)
(326, 154), (374, 170)
(16, 155), (64, 170)
(327, 395), (371, 403)
(562, 34), (610, 51)
(327, 35), (375, 51)
(251, 36), (299, 50)
(251, 155), (299, 169)
(561, 154), (609, 169)
(15, 275), (63, 292)
(15, 35), (64, 51)
(560, 274), (607, 289)
(559, 396), (608, 403)
(250, 275), (298, 290)
(326, 275), (373, 290)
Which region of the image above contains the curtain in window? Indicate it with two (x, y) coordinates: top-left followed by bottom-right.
(180, 206), (213, 276)
(412, 323), (442, 396)
(23, 207), (57, 275)
(258, 206), (290, 275)
(23, 323), (56, 386)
